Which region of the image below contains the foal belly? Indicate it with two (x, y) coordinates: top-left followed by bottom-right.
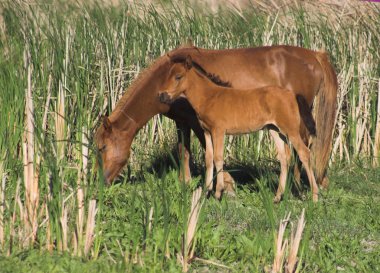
(225, 124), (266, 135)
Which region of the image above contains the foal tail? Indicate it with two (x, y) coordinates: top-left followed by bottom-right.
(313, 52), (338, 186)
(296, 95), (316, 136)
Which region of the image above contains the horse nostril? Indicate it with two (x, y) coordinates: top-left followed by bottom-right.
(159, 92), (164, 103)
(104, 170), (111, 181)
(159, 92), (171, 104)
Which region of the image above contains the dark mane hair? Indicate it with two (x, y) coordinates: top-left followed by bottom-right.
(170, 55), (231, 87)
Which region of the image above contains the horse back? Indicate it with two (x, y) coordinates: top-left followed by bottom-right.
(170, 45), (324, 106)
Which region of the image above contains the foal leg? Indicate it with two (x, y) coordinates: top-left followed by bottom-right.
(212, 130), (225, 200)
(191, 119), (235, 194)
(204, 131), (214, 193)
(270, 131), (291, 203)
(175, 121), (192, 183)
(289, 134), (319, 202)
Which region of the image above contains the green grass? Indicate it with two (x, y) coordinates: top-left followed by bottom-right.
(0, 163), (379, 272)
(0, 0), (379, 272)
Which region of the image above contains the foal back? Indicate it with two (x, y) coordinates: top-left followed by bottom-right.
(202, 86), (302, 136)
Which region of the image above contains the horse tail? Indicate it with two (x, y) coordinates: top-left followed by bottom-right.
(296, 95), (316, 136)
(312, 51), (338, 187)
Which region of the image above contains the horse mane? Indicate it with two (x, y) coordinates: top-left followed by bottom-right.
(170, 53), (231, 87)
(112, 54), (168, 114)
(112, 46), (230, 115)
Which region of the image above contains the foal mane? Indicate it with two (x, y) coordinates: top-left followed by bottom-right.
(170, 55), (231, 87)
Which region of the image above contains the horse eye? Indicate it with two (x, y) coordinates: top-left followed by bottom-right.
(99, 145), (106, 152)
(175, 74), (182, 81)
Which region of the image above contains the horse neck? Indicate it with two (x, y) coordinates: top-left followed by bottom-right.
(184, 70), (221, 113)
(109, 62), (170, 134)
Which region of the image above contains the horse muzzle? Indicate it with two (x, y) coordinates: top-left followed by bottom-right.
(158, 92), (173, 104)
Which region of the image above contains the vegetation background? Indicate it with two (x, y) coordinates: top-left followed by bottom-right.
(0, 0), (379, 272)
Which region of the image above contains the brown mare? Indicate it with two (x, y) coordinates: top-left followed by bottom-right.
(95, 45), (337, 194)
(158, 55), (319, 201)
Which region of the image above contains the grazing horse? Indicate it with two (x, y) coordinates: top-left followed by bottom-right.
(94, 46), (337, 191)
(158, 55), (319, 202)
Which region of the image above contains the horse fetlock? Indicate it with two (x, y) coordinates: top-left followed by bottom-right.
(312, 192), (319, 202)
(320, 176), (329, 189)
(214, 190), (223, 200)
(178, 170), (191, 184)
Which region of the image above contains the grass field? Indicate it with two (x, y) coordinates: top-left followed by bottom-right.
(0, 0), (379, 272)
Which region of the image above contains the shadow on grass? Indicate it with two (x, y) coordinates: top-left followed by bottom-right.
(136, 150), (312, 200)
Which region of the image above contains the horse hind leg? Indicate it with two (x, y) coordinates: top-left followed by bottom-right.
(223, 172), (236, 197)
(204, 131), (214, 193)
(288, 134), (319, 202)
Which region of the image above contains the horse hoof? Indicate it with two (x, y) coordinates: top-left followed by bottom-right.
(205, 190), (212, 199)
(312, 193), (319, 202)
(225, 190), (236, 198)
(273, 195), (281, 203)
(320, 176), (329, 189)
(179, 173), (191, 184)
(214, 191), (222, 200)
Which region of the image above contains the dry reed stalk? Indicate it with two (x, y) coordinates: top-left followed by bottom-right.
(23, 50), (39, 246)
(55, 82), (66, 161)
(45, 202), (53, 252)
(16, 182), (26, 248)
(148, 207), (154, 233)
(286, 209), (306, 273)
(332, 64), (353, 161)
(60, 203), (68, 251)
(76, 128), (88, 256)
(178, 187), (203, 272)
(374, 79), (380, 166)
(271, 209), (306, 273)
(72, 230), (78, 255)
(8, 179), (21, 255)
(165, 238), (171, 259)
(0, 167), (5, 249)
(272, 213), (290, 273)
(84, 199), (97, 256)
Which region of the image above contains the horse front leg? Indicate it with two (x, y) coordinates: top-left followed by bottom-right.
(211, 130), (225, 200)
(175, 121), (192, 183)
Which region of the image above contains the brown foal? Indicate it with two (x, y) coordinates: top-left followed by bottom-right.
(159, 56), (319, 202)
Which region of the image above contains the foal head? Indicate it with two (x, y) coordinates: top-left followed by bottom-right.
(158, 55), (194, 104)
(95, 116), (136, 184)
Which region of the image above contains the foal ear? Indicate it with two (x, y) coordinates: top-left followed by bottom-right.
(102, 116), (112, 132)
(185, 55), (193, 70)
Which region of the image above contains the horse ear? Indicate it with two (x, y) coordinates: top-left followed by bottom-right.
(102, 116), (112, 132)
(185, 55), (193, 70)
